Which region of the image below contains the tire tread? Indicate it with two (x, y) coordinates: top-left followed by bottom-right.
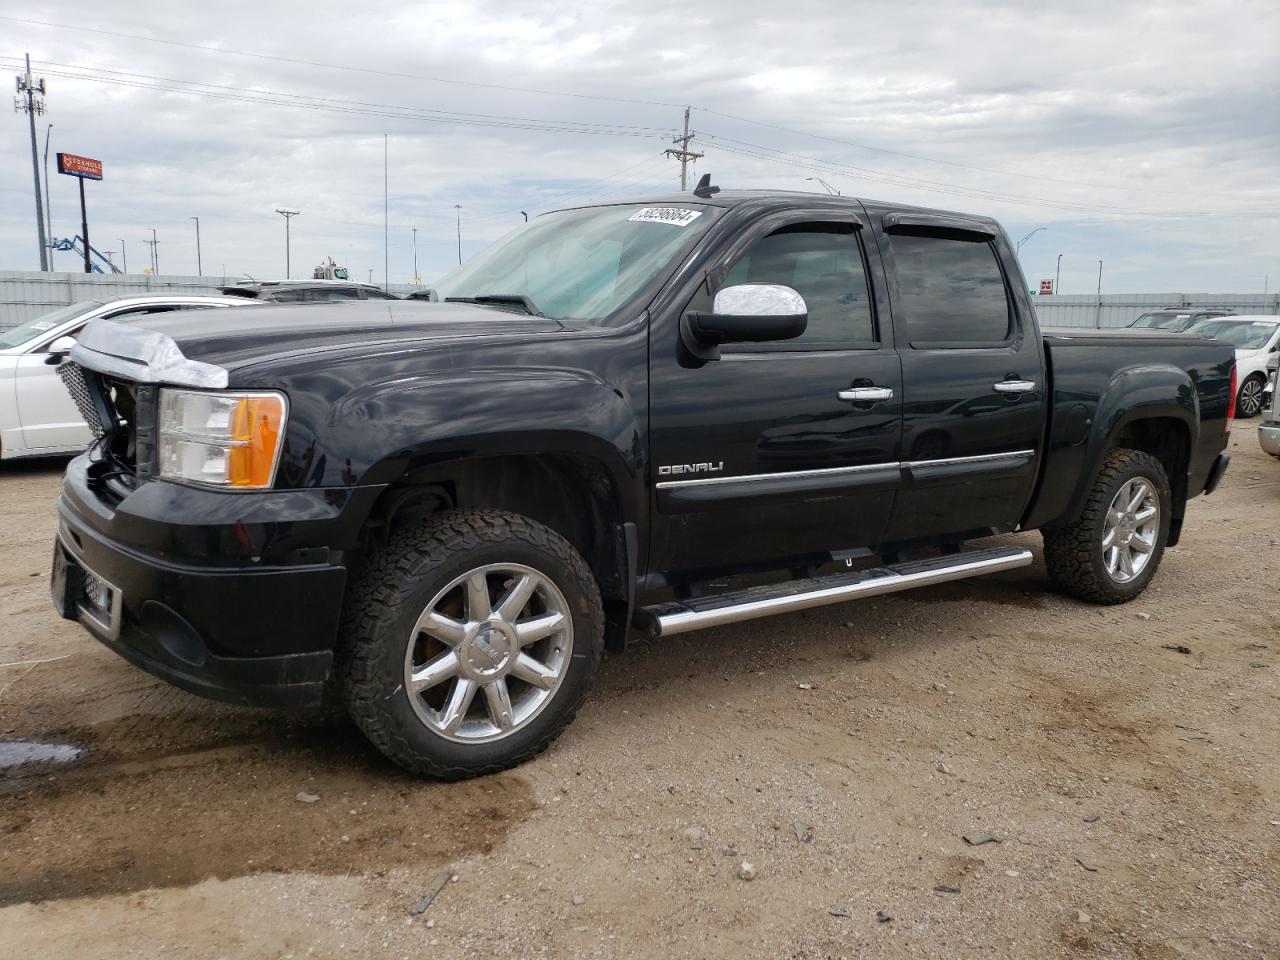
(339, 509), (603, 780)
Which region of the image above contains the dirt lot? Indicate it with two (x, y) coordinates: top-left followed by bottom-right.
(1, 426), (1276, 959)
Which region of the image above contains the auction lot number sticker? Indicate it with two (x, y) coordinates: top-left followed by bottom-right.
(628, 207), (703, 227)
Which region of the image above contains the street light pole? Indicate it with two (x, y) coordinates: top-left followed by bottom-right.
(455, 204), (462, 265)
(117, 238), (127, 274)
(804, 177), (840, 196)
(190, 217), (202, 276)
(1095, 260), (1104, 329)
(411, 227), (418, 282)
(1015, 227), (1047, 253)
(1055, 253), (1063, 295)
(521, 211), (528, 222)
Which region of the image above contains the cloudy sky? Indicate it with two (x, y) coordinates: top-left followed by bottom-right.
(2, 1), (1277, 293)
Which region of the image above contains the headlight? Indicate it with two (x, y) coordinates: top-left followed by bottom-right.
(158, 389), (287, 488)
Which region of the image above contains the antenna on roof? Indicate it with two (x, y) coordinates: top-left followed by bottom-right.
(692, 173), (720, 199)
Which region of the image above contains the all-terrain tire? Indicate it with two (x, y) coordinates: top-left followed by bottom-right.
(1042, 448), (1172, 605)
(339, 509), (604, 779)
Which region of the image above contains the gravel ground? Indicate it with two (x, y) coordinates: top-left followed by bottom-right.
(1, 425), (1276, 959)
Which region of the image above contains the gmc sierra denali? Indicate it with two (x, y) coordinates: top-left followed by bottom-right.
(51, 187), (1234, 779)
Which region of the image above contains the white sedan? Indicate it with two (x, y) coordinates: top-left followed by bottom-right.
(0, 295), (252, 459)
(1185, 315), (1280, 418)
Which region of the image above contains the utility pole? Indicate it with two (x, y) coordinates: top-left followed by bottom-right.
(664, 106), (704, 192)
(275, 208), (299, 278)
(189, 217), (202, 276)
(1055, 253), (1063, 295)
(455, 204), (462, 265)
(43, 123), (53, 268)
(411, 227), (418, 282)
(15, 54), (49, 270)
(145, 229), (160, 274)
(117, 238), (127, 274)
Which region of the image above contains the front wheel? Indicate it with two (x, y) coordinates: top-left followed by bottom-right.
(340, 509), (604, 779)
(1042, 448), (1172, 604)
(1236, 374), (1266, 418)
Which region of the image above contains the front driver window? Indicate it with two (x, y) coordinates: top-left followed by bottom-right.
(718, 223), (875, 349)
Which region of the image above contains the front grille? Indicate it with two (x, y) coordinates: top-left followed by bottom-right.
(61, 362), (156, 486)
(58, 361), (105, 438)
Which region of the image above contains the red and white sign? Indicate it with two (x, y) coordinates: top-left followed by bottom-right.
(57, 153), (103, 180)
(1039, 279), (1054, 295)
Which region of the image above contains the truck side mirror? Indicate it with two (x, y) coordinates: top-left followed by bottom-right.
(684, 284), (807, 360)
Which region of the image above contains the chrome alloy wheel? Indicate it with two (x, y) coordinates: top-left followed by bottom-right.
(403, 563), (573, 743)
(1238, 377), (1264, 417)
(1101, 478), (1159, 583)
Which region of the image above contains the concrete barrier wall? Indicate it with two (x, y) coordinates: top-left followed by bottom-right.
(1030, 293), (1278, 329)
(2, 270), (1276, 332)
(0, 271), (423, 330)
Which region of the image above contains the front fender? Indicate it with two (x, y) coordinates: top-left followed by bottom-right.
(284, 366), (645, 524)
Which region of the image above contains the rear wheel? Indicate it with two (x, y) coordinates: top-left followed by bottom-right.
(340, 509), (603, 779)
(1043, 449), (1171, 604)
(1236, 374), (1266, 418)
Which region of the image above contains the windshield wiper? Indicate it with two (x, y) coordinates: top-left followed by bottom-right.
(444, 293), (544, 317)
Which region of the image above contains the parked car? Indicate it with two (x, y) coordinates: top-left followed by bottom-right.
(52, 190), (1233, 779)
(1183, 316), (1280, 418)
(1128, 308), (1234, 332)
(1258, 363), (1280, 459)
(0, 295), (252, 459)
(221, 280), (400, 302)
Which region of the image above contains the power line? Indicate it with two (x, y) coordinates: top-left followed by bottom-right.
(1, 15), (684, 109)
(16, 59), (674, 135)
(703, 136), (1279, 220)
(0, 61), (671, 139)
(694, 106), (1247, 200)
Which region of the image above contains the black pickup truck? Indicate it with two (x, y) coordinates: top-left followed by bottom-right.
(52, 187), (1234, 779)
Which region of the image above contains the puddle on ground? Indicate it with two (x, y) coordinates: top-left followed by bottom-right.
(0, 721), (537, 907)
(0, 740), (84, 772)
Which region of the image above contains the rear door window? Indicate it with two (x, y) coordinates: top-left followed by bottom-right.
(889, 233), (1012, 346)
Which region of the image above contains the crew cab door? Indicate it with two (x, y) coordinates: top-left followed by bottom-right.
(647, 208), (903, 576)
(872, 213), (1045, 544)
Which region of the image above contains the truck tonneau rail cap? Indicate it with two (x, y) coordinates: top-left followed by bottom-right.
(69, 318), (229, 388)
(882, 212), (994, 239)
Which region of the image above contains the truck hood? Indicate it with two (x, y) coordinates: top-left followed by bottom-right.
(70, 301), (568, 387)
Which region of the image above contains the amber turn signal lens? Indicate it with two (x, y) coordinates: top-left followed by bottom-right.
(227, 395), (285, 487)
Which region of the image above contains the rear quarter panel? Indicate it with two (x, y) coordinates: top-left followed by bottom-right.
(1021, 333), (1232, 530)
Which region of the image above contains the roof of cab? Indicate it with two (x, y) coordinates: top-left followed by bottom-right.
(550, 188), (1000, 228)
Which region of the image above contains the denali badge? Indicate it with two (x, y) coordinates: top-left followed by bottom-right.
(658, 461), (724, 476)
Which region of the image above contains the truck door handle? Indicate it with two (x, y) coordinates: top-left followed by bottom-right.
(992, 379), (1037, 394)
(838, 387), (894, 402)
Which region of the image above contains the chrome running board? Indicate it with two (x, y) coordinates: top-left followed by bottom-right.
(635, 546), (1034, 637)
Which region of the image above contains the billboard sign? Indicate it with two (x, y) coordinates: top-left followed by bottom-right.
(1039, 279), (1054, 295)
(57, 153), (103, 180)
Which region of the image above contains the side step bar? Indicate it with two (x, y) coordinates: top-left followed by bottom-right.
(635, 546), (1033, 638)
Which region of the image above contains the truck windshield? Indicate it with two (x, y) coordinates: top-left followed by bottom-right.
(433, 203), (718, 323)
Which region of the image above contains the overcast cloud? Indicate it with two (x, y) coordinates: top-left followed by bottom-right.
(2, 1), (1277, 293)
